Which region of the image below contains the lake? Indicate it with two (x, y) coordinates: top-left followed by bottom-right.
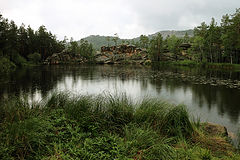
(1, 64), (240, 137)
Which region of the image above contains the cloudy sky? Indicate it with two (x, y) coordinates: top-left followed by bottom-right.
(0, 0), (239, 40)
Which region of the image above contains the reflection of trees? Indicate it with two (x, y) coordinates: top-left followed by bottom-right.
(0, 65), (97, 101)
(191, 85), (240, 123)
(140, 79), (148, 91)
(151, 65), (240, 80)
(149, 78), (163, 94)
(0, 65), (152, 101)
(148, 75), (240, 123)
(1, 64), (240, 124)
(191, 85), (218, 110)
(150, 65), (240, 123)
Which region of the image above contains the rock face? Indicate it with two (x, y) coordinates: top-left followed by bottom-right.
(44, 44), (191, 65)
(95, 45), (149, 64)
(44, 50), (87, 64)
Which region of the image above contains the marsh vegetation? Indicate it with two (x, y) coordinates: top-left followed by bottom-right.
(0, 93), (239, 159)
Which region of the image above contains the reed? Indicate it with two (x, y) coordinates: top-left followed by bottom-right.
(0, 92), (238, 159)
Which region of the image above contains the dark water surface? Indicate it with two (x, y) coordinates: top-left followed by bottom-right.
(1, 65), (240, 136)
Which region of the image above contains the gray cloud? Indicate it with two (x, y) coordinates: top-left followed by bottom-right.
(0, 0), (239, 39)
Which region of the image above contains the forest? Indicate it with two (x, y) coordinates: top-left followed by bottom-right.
(0, 8), (240, 72)
(137, 9), (240, 64)
(0, 14), (93, 71)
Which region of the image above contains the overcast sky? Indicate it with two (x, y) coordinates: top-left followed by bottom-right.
(0, 0), (239, 40)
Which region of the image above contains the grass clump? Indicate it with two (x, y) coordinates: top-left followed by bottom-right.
(0, 93), (238, 159)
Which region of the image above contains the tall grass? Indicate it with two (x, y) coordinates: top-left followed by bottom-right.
(0, 93), (238, 159)
(0, 96), (40, 124)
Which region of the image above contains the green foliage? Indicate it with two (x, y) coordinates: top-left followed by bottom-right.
(0, 93), (238, 159)
(145, 9), (240, 65)
(124, 125), (175, 159)
(77, 134), (126, 159)
(139, 35), (149, 48)
(166, 35), (182, 61)
(0, 14), (65, 65)
(112, 33), (120, 46)
(134, 100), (168, 127)
(67, 38), (94, 62)
(183, 32), (190, 43)
(82, 35), (116, 50)
(189, 9), (240, 64)
(11, 52), (27, 66)
(174, 60), (198, 66)
(3, 118), (51, 159)
(27, 52), (41, 64)
(163, 105), (193, 138)
(134, 100), (193, 138)
(149, 33), (164, 61)
(78, 39), (94, 61)
(0, 57), (16, 73)
(82, 30), (193, 51)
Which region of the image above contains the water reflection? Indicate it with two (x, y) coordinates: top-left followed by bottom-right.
(0, 65), (240, 134)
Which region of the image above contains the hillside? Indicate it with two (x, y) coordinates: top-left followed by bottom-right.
(133, 29), (194, 41)
(81, 29), (194, 50)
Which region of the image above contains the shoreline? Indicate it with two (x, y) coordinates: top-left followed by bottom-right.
(0, 93), (239, 159)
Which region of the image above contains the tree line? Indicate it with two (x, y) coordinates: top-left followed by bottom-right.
(0, 13), (94, 67)
(138, 9), (240, 64)
(0, 14), (67, 65)
(68, 38), (94, 62)
(1, 8), (240, 66)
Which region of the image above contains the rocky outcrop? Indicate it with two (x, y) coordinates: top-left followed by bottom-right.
(44, 50), (87, 64)
(45, 44), (192, 65)
(95, 45), (149, 64)
(101, 45), (141, 54)
(160, 52), (192, 61)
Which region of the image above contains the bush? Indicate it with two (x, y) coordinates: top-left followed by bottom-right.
(11, 53), (27, 66)
(176, 60), (197, 66)
(0, 57), (16, 73)
(77, 133), (126, 159)
(27, 52), (41, 64)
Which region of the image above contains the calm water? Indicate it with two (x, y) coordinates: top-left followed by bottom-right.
(1, 65), (240, 136)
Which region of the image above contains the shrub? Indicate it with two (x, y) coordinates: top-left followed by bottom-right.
(27, 52), (41, 64)
(0, 57), (16, 73)
(11, 53), (27, 66)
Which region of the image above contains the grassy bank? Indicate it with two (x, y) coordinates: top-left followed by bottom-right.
(0, 93), (239, 159)
(153, 60), (240, 70)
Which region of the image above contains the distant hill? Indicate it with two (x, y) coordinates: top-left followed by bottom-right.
(133, 29), (194, 41)
(80, 29), (194, 50)
(82, 35), (117, 51)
